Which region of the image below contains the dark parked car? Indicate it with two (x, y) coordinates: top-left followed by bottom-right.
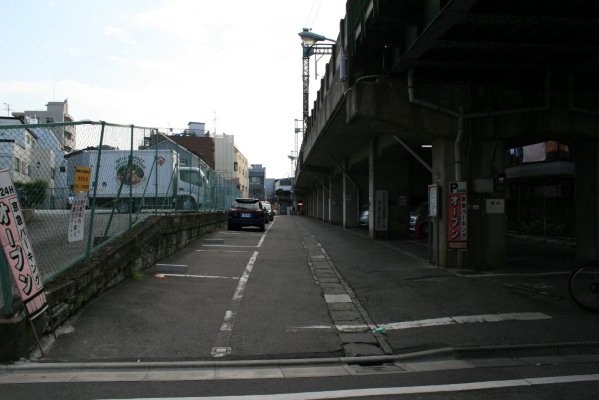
(66, 192), (75, 209)
(262, 201), (275, 222)
(359, 210), (369, 226)
(228, 198), (266, 231)
(410, 202), (429, 237)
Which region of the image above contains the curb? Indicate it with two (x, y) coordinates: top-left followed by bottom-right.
(4, 341), (599, 372)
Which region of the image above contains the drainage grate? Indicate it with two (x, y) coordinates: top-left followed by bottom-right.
(349, 363), (405, 374)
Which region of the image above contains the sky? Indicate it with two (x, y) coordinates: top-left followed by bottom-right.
(0, 0), (346, 178)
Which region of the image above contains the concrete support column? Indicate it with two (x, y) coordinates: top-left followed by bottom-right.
(330, 173), (343, 224)
(313, 184), (319, 219)
(320, 178), (329, 222)
(467, 139), (507, 269)
(574, 140), (599, 260)
(432, 137), (507, 268)
(368, 138), (376, 239)
(343, 172), (348, 227)
(317, 183), (322, 221)
(432, 138), (458, 267)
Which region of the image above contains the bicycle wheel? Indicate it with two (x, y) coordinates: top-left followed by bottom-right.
(569, 263), (599, 311)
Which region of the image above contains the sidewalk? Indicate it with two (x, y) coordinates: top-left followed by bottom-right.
(294, 217), (598, 356)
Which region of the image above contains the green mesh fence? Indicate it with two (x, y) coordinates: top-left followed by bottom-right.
(0, 121), (240, 313)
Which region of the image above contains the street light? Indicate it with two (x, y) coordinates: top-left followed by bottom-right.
(298, 28), (335, 139)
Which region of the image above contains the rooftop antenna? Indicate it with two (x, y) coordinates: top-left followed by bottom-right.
(3, 103), (12, 116)
(213, 111), (217, 135)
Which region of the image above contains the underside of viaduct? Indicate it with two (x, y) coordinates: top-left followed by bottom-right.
(295, 0), (599, 269)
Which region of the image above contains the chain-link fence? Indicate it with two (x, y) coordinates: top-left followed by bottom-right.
(0, 120), (240, 313)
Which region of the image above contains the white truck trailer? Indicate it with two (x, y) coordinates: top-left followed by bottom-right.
(66, 149), (208, 212)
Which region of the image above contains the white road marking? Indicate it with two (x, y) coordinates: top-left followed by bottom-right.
(324, 294), (352, 303)
(201, 245), (259, 248)
(380, 312), (552, 331)
(210, 347), (231, 358)
(464, 271), (571, 278)
(211, 251), (260, 357)
(159, 274), (239, 280)
(257, 233), (266, 247)
(294, 312), (552, 332)
(155, 263), (187, 267)
(95, 373), (599, 399)
(196, 250), (251, 253)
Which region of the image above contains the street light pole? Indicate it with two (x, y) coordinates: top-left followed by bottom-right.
(299, 28), (335, 140)
(302, 50), (310, 136)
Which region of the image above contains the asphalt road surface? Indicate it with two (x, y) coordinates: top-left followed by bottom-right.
(2, 214), (599, 399)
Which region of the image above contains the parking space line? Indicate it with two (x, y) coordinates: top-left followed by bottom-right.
(201, 245), (259, 248)
(159, 273), (240, 280)
(211, 251), (260, 358)
(196, 250), (252, 253)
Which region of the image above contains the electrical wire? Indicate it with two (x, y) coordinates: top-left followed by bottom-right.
(305, 0), (323, 29)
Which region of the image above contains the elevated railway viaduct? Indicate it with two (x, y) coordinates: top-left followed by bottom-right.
(295, 0), (599, 268)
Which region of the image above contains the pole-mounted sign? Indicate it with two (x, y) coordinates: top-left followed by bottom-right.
(0, 169), (47, 319)
(448, 181), (468, 249)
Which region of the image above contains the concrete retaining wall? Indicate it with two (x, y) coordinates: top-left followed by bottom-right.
(0, 212), (226, 362)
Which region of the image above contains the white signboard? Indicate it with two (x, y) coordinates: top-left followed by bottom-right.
(375, 190), (388, 232)
(68, 192), (87, 243)
(0, 170), (47, 319)
(486, 198), (505, 214)
(428, 184), (438, 217)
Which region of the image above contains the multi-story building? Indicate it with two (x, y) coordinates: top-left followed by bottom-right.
(234, 147), (249, 197)
(274, 177), (294, 214)
(169, 122), (215, 169)
(212, 133), (250, 196)
(0, 116), (67, 208)
(214, 133), (236, 181)
(16, 100), (75, 152)
(249, 164), (265, 200)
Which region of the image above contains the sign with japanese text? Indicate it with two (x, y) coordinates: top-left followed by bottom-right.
(428, 184), (438, 217)
(375, 190), (388, 232)
(68, 192), (87, 243)
(447, 181), (468, 249)
(0, 170), (47, 319)
(73, 166), (91, 192)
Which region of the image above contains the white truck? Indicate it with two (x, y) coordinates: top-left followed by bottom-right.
(66, 149), (209, 212)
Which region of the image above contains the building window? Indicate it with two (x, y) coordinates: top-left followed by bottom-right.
(234, 162), (238, 171)
(46, 117), (54, 123)
(14, 157), (20, 172)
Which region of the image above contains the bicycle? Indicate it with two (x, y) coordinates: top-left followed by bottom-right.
(569, 262), (599, 311)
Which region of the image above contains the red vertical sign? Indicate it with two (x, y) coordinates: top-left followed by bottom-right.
(448, 181), (468, 249)
(0, 170), (47, 319)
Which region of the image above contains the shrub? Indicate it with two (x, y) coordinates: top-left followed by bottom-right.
(14, 180), (49, 208)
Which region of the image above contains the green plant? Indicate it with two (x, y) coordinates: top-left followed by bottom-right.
(14, 180), (49, 208)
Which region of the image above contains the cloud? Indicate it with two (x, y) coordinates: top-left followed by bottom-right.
(103, 26), (136, 45)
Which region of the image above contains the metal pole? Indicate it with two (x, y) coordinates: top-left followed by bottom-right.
(302, 47), (310, 138)
(85, 122), (106, 258)
(129, 125), (134, 226)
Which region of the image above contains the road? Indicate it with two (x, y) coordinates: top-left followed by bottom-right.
(1, 215), (598, 399)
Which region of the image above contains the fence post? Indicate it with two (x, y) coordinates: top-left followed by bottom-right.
(85, 121), (106, 258)
(129, 125), (134, 228)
